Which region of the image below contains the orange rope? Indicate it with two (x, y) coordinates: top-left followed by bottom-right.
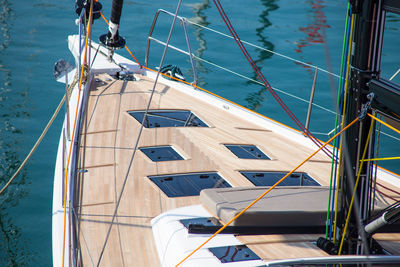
(99, 12), (141, 65)
(61, 4), (93, 267)
(175, 117), (359, 266)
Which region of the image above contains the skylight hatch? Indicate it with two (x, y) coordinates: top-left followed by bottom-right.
(225, 144), (270, 159)
(148, 172), (231, 197)
(128, 110), (208, 128)
(139, 146), (184, 162)
(240, 171), (320, 186)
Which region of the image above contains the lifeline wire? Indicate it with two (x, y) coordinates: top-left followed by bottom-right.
(95, 1), (183, 266)
(62, 2), (93, 267)
(185, 19), (340, 78)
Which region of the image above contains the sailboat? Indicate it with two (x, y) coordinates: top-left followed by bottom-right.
(52, 0), (400, 266)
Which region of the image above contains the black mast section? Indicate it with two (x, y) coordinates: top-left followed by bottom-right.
(338, 0), (381, 254)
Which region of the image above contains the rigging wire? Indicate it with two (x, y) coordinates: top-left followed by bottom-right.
(95, 1), (183, 266)
(175, 116), (359, 267)
(326, 2), (351, 239)
(333, 11), (356, 243)
(191, 52), (338, 115)
(211, 0), (334, 159)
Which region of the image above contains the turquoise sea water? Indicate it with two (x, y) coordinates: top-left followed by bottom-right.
(0, 1), (399, 266)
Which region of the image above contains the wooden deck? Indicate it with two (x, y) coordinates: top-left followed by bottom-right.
(74, 73), (400, 266)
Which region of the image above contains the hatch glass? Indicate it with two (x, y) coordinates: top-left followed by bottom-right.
(139, 146), (184, 161)
(128, 110), (208, 128)
(225, 144), (270, 159)
(148, 172), (231, 197)
(240, 171), (320, 186)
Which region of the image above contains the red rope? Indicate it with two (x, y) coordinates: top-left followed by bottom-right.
(212, 0), (333, 158)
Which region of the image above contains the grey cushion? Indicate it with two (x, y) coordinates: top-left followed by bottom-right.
(200, 186), (331, 227)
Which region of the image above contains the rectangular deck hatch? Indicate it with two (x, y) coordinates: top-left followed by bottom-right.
(208, 245), (261, 263)
(148, 172), (231, 197)
(139, 146), (184, 161)
(225, 144), (270, 159)
(128, 110), (208, 128)
(240, 171), (320, 186)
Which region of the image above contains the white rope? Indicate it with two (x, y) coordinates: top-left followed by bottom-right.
(389, 68), (400, 81)
(186, 19), (341, 78)
(95, 1), (183, 265)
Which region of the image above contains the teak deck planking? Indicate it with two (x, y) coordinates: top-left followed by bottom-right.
(74, 73), (400, 266)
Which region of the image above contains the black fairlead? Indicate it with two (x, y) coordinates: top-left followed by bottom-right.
(75, 0), (102, 21)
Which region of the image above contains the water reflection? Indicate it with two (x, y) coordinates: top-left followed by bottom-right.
(294, 0), (329, 54)
(0, 1), (31, 266)
(244, 0), (278, 111)
(189, 0), (211, 87)
(294, 0), (330, 78)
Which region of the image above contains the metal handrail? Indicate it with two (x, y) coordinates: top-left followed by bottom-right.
(145, 9), (198, 85)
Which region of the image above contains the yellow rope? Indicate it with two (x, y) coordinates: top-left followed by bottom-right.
(175, 117), (359, 267)
(61, 3), (93, 267)
(333, 13), (356, 243)
(338, 119), (375, 255)
(368, 113), (400, 135)
(362, 156), (400, 162)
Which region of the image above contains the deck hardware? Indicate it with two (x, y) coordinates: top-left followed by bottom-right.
(139, 146), (184, 162)
(145, 9), (198, 85)
(148, 172), (230, 197)
(115, 71), (135, 81)
(208, 245), (261, 263)
(75, 0), (103, 21)
(187, 224), (326, 235)
(358, 92), (374, 121)
(128, 110), (208, 128)
(225, 144), (270, 160)
(305, 67), (318, 133)
(240, 171), (320, 186)
(54, 59), (74, 141)
(99, 0), (126, 61)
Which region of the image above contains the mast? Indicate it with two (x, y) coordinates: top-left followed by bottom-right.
(338, 0), (400, 255)
(337, 0), (378, 254)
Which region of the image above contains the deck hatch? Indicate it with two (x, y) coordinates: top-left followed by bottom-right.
(148, 172), (231, 197)
(208, 245), (261, 263)
(225, 144), (270, 159)
(139, 146), (184, 161)
(128, 110), (208, 128)
(240, 171), (320, 186)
